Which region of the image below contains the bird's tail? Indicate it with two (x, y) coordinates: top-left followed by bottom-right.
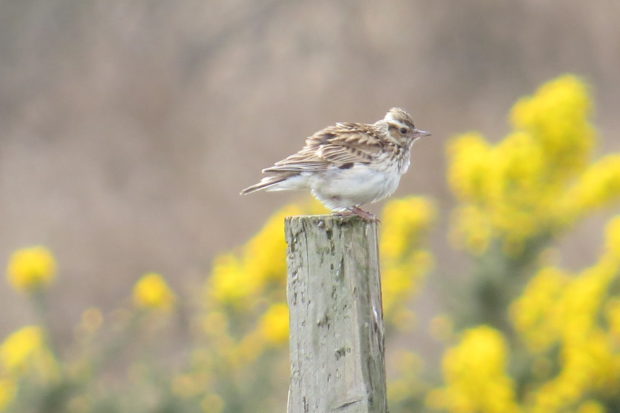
(240, 173), (296, 195)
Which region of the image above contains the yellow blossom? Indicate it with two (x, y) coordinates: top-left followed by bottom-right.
(6, 246), (56, 293)
(207, 205), (302, 310)
(578, 400), (606, 413)
(510, 74), (593, 175)
(529, 330), (620, 412)
(380, 197), (435, 321)
(605, 298), (620, 337)
(381, 251), (432, 320)
(447, 132), (494, 203)
(450, 205), (493, 254)
(446, 75), (616, 256)
(510, 266), (570, 351)
(133, 273), (176, 311)
(208, 254), (257, 308)
(381, 196), (434, 260)
(508, 214), (620, 412)
(259, 303), (289, 345)
(1, 326), (44, 371)
(0, 378), (16, 411)
(604, 215), (620, 261)
(428, 326), (520, 413)
(0, 326), (57, 378)
(243, 205), (303, 285)
(562, 155), (620, 218)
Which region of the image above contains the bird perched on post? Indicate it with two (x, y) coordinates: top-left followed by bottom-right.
(241, 108), (431, 220)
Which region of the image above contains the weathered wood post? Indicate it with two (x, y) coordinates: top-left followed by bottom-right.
(285, 215), (387, 413)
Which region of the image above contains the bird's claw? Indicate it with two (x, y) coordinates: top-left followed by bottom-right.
(335, 207), (380, 222)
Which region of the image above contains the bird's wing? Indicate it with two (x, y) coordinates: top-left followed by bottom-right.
(262, 123), (384, 173)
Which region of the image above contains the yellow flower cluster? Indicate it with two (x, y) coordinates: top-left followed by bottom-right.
(132, 272), (176, 311)
(510, 215), (620, 412)
(194, 204), (311, 393)
(1, 199), (434, 413)
(428, 75), (620, 413)
(1, 326), (45, 373)
(510, 265), (569, 351)
(258, 303), (289, 345)
(207, 204), (304, 310)
(510, 74), (593, 176)
(0, 325), (58, 411)
(427, 326), (520, 413)
(0, 379), (15, 412)
(562, 154), (620, 218)
(448, 75), (620, 255)
(380, 196), (435, 322)
(6, 246), (56, 293)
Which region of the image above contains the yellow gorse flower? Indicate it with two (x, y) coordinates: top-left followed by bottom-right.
(512, 216), (620, 352)
(0, 326), (57, 379)
(0, 378), (16, 411)
(133, 273), (176, 311)
(259, 303), (289, 345)
(605, 215), (620, 260)
(1, 326), (44, 372)
(563, 155), (620, 218)
(448, 75), (620, 255)
(510, 75), (593, 176)
(510, 215), (620, 412)
(380, 196), (435, 321)
(433, 75), (620, 412)
(578, 401), (606, 413)
(427, 326), (520, 413)
(381, 196), (434, 260)
(207, 205), (303, 309)
(6, 246), (56, 293)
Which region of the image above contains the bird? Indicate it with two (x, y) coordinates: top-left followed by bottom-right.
(240, 108), (431, 220)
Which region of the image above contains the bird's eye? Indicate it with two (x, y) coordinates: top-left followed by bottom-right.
(399, 127), (408, 134)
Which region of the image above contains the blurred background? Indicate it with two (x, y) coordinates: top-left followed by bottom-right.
(2, 0), (619, 337)
(1, 1), (620, 412)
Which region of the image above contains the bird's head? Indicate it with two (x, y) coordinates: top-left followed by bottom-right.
(383, 107), (431, 145)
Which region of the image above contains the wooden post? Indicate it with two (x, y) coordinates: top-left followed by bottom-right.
(285, 215), (387, 413)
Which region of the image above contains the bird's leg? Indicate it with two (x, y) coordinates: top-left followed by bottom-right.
(349, 206), (379, 222)
(334, 207), (379, 221)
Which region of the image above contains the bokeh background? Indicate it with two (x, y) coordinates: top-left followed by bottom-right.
(2, 1), (620, 412)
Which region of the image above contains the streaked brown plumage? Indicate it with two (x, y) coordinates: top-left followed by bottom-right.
(241, 108), (430, 219)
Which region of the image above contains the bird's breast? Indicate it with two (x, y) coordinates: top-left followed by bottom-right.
(310, 162), (403, 206)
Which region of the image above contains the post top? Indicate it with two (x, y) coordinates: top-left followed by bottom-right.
(285, 214), (376, 225)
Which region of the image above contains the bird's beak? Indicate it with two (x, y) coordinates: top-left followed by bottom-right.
(413, 129), (431, 138)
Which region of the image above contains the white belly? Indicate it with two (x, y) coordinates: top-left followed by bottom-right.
(309, 163), (402, 211)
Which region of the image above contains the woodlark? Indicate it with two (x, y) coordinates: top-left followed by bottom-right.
(241, 108), (430, 219)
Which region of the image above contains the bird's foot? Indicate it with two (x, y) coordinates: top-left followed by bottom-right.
(336, 206), (380, 222)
